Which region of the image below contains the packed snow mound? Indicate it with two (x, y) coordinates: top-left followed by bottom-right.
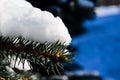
(0, 0), (71, 45)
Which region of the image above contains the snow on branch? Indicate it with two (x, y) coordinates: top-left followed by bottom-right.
(0, 0), (71, 45)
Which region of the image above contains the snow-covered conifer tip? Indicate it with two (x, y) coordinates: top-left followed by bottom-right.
(0, 0), (71, 45)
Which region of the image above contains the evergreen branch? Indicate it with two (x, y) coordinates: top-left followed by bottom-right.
(0, 36), (74, 75)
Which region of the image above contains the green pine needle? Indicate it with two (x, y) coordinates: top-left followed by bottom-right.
(0, 36), (74, 75)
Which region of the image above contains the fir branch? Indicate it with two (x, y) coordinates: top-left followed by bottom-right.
(0, 36), (74, 75)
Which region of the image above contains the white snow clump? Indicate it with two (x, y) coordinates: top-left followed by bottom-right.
(0, 0), (71, 45)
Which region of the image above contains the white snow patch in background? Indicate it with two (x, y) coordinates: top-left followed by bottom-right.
(0, 0), (71, 45)
(95, 6), (120, 17)
(9, 56), (31, 71)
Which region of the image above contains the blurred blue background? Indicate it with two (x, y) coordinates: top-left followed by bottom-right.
(71, 5), (120, 80)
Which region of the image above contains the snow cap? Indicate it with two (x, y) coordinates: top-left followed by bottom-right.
(0, 0), (71, 45)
